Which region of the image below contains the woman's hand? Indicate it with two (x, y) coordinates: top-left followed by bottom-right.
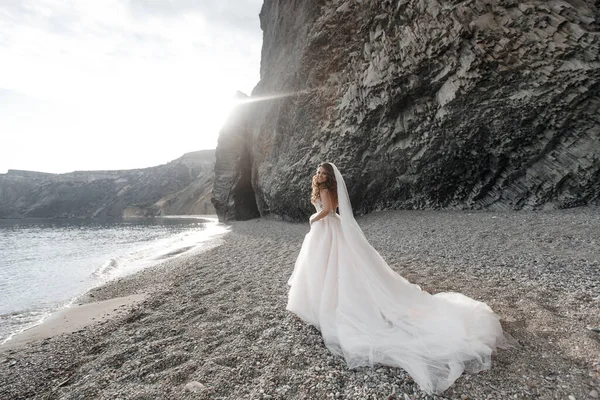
(310, 212), (323, 225)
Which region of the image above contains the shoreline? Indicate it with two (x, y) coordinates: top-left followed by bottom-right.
(2, 295), (147, 350)
(0, 222), (228, 350)
(1, 208), (599, 399)
(0, 215), (227, 347)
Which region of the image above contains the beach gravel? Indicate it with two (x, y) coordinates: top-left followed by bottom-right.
(1, 208), (599, 399)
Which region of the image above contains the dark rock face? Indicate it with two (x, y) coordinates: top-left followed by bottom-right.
(0, 150), (216, 218)
(213, 0), (600, 221)
(212, 92), (261, 221)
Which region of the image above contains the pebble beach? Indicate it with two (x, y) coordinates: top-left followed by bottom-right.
(1, 208), (599, 400)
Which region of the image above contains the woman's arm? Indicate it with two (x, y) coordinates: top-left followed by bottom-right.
(310, 189), (334, 224)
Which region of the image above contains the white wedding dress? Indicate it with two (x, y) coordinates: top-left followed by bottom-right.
(286, 163), (513, 394)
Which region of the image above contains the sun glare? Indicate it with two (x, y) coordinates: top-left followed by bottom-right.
(0, 1), (262, 173)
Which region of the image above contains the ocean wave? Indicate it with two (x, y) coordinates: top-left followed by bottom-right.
(90, 221), (228, 281)
(0, 218), (229, 346)
(92, 258), (118, 278)
(0, 309), (52, 344)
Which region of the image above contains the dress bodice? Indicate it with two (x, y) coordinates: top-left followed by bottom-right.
(313, 199), (323, 212)
(312, 199), (337, 216)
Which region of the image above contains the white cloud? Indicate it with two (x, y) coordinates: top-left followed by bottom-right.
(0, 0), (263, 173)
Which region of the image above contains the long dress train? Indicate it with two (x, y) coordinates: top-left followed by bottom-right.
(286, 164), (513, 394)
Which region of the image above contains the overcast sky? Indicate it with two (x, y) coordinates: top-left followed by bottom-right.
(0, 0), (263, 173)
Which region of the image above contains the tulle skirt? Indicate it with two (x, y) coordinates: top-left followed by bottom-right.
(286, 213), (512, 394)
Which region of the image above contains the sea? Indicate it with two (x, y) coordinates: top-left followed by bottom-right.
(0, 216), (228, 344)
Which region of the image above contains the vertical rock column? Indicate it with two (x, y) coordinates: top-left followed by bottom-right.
(212, 92), (261, 221)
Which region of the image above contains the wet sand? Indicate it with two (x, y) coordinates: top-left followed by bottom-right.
(3, 295), (146, 350)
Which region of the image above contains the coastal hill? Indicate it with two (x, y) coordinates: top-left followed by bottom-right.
(213, 0), (600, 221)
(0, 150), (216, 219)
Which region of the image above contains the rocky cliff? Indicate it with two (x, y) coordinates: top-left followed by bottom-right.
(212, 92), (261, 221)
(213, 0), (600, 221)
(0, 150), (216, 218)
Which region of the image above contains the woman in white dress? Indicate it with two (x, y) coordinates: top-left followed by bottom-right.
(286, 162), (514, 394)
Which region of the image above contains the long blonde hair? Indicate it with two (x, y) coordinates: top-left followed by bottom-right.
(311, 163), (338, 207)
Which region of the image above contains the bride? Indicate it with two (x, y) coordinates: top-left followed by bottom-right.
(286, 162), (514, 394)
